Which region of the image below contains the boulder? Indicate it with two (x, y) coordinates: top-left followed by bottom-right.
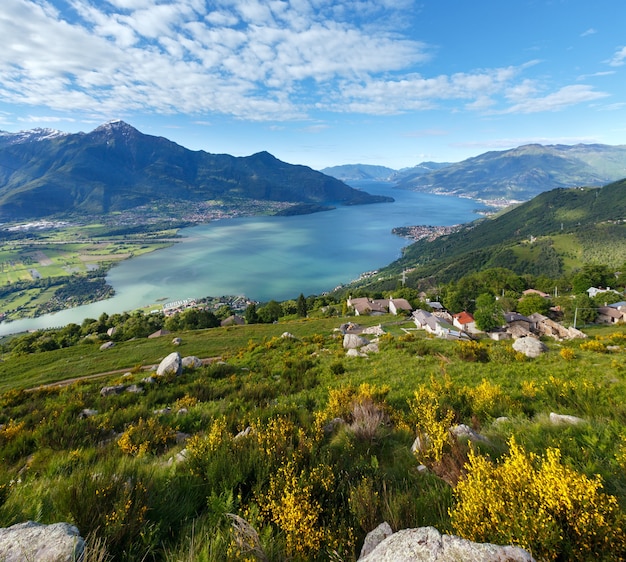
(182, 356), (203, 370)
(346, 348), (367, 358)
(512, 336), (547, 358)
(126, 384), (144, 394)
(0, 521), (84, 562)
(157, 352), (182, 377)
(360, 522), (394, 558)
(100, 384), (125, 397)
(343, 333), (370, 349)
(281, 332), (296, 339)
(450, 424), (491, 445)
(358, 527), (535, 561)
(172, 337), (182, 345)
(360, 342), (380, 354)
(99, 341), (115, 351)
(362, 325), (385, 336)
(78, 409), (98, 419)
(549, 412), (585, 425)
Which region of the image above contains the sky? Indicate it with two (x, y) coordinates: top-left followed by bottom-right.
(1, 0), (625, 170)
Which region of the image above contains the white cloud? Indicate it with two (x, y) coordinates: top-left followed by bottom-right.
(502, 85), (609, 114)
(0, 0), (617, 124)
(580, 28), (596, 37)
(608, 46), (626, 67)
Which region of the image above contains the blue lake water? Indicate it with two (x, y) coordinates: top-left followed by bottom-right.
(0, 182), (484, 335)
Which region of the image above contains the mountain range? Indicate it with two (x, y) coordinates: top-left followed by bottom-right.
(0, 121), (391, 221)
(323, 144), (626, 202)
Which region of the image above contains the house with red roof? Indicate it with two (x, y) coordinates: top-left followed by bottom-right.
(453, 311), (478, 333)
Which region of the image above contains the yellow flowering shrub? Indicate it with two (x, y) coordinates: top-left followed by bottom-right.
(466, 379), (506, 418)
(324, 383), (391, 421)
(451, 438), (626, 561)
(262, 460), (326, 557)
(409, 385), (455, 463)
(174, 394), (199, 410)
(560, 347), (575, 361)
(117, 417), (176, 456)
(580, 339), (608, 353)
(0, 419), (25, 442)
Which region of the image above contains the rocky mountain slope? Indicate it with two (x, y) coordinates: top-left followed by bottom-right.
(0, 121), (391, 220)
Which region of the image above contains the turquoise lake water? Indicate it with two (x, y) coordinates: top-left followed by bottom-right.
(0, 182), (485, 335)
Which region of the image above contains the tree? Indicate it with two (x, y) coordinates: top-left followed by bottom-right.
(473, 293), (504, 332)
(571, 264), (613, 294)
(517, 294), (551, 316)
(245, 303), (259, 324)
(296, 293), (308, 317)
(258, 300), (282, 323)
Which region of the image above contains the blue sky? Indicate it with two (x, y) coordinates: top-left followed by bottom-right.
(1, 0), (625, 169)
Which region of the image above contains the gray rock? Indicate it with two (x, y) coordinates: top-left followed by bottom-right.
(78, 409), (98, 419)
(99, 341), (115, 351)
(362, 325), (385, 336)
(512, 336), (547, 358)
(346, 348), (367, 358)
(549, 412), (585, 425)
(343, 333), (370, 349)
(360, 342), (380, 354)
(323, 417), (346, 434)
(182, 356), (203, 369)
(450, 424), (491, 444)
(172, 337), (182, 345)
(126, 384), (144, 394)
(281, 331), (296, 339)
(358, 527), (535, 561)
(360, 522), (394, 559)
(157, 352), (182, 377)
(100, 384), (125, 397)
(142, 376), (157, 385)
(234, 426), (253, 440)
(154, 407), (172, 415)
(0, 521), (84, 562)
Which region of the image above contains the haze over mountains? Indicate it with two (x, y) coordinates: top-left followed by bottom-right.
(323, 144), (626, 201)
(0, 121), (391, 221)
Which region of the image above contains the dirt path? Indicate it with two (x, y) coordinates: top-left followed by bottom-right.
(29, 357), (221, 391)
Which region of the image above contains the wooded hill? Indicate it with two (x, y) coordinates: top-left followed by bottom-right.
(348, 178), (626, 291)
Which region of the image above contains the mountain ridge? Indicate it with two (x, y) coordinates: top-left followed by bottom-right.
(0, 121), (392, 220)
(323, 143), (626, 201)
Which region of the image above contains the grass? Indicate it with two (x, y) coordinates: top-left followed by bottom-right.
(0, 316), (625, 560)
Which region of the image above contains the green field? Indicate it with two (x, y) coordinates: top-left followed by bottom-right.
(0, 225), (177, 320)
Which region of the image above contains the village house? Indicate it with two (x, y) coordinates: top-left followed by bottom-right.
(597, 306), (624, 324)
(346, 296), (413, 316)
(504, 312), (535, 338)
(587, 287), (621, 299)
(453, 311), (478, 334)
(412, 309), (469, 340)
(523, 288), (550, 298)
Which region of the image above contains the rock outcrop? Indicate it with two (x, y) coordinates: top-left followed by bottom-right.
(0, 521), (84, 562)
(358, 526), (535, 561)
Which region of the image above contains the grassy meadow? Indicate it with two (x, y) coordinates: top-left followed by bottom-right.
(0, 315), (625, 560)
(0, 224), (176, 320)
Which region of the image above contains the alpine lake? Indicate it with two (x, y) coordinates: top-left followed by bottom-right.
(0, 182), (487, 336)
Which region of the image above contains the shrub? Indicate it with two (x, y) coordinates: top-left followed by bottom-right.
(456, 340), (489, 363)
(580, 339), (608, 353)
(409, 385), (455, 464)
(450, 437), (626, 561)
(560, 347), (576, 361)
(117, 417), (176, 456)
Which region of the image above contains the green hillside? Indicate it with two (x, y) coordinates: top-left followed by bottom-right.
(0, 314), (625, 561)
(357, 179), (626, 289)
